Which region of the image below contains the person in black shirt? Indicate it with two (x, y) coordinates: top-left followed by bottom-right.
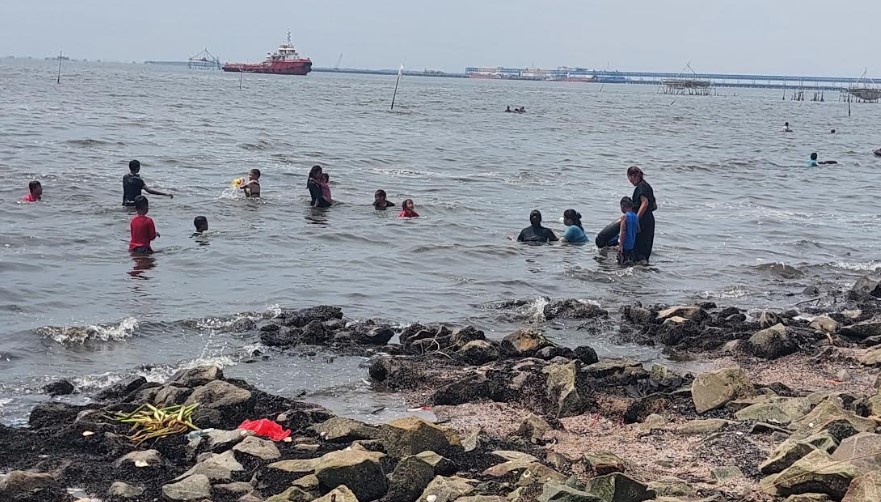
(307, 165), (332, 208)
(627, 165), (657, 263)
(517, 210), (558, 243)
(373, 189), (395, 210)
(123, 160), (173, 206)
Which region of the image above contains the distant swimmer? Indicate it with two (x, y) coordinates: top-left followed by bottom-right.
(398, 199), (419, 218)
(20, 180), (42, 203)
(238, 168), (261, 198)
(560, 209), (588, 244)
(373, 189), (395, 210)
(307, 165), (331, 208)
(874, 148), (881, 157)
(123, 160), (173, 207)
(192, 215), (208, 236)
(807, 152), (838, 167)
(505, 105), (512, 113)
(831, 129), (836, 134)
(517, 210), (558, 243)
(129, 195), (159, 254)
(782, 122), (793, 133)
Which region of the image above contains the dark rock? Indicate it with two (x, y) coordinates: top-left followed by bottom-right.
(170, 365), (223, 388)
(803, 285), (821, 297)
(154, 385), (193, 407)
(583, 472), (653, 502)
(747, 324), (797, 360)
(840, 318), (881, 339)
(28, 402), (94, 430)
(456, 340), (500, 365)
(451, 326), (486, 347)
(0, 471), (65, 502)
(185, 380), (253, 428)
(386, 456), (436, 502)
(544, 300), (609, 320)
(574, 346), (599, 365)
(261, 327), (301, 347)
(851, 275), (881, 298)
(300, 320), (331, 344)
(315, 450), (388, 502)
(280, 305), (343, 328)
(95, 376), (148, 401)
(432, 373), (510, 406)
(381, 416), (463, 459)
(621, 305), (653, 325)
(354, 325), (394, 345)
(500, 329), (553, 357)
(42, 379), (74, 396)
(538, 346), (576, 360)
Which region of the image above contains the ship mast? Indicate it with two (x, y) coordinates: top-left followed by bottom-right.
(287, 31), (292, 46)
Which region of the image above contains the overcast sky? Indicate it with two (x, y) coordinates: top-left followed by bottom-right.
(2, 0), (879, 76)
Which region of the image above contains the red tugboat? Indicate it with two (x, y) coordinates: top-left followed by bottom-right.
(222, 32), (312, 75)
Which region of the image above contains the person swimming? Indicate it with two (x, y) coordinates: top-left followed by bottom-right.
(21, 180), (42, 202)
(505, 105), (512, 113)
(193, 215), (208, 235)
(807, 152), (838, 167)
(782, 122), (793, 133)
(373, 189), (395, 210)
(560, 209), (588, 244)
(398, 199), (419, 218)
(517, 210), (558, 243)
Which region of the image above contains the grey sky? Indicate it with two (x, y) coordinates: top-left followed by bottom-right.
(2, 0), (879, 76)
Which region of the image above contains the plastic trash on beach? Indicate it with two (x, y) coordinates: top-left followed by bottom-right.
(238, 418), (291, 441)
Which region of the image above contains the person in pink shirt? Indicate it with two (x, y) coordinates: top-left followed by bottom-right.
(398, 199), (419, 218)
(21, 181), (42, 202)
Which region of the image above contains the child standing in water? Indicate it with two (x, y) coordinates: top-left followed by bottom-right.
(617, 196), (639, 265)
(21, 181), (42, 202)
(239, 169), (261, 198)
(398, 199), (419, 218)
(319, 173), (333, 205)
(129, 195), (159, 254)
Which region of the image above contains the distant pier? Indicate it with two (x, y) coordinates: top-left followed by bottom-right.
(312, 66), (871, 91)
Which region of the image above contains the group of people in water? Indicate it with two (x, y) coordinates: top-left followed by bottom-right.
(17, 158), (655, 264)
(516, 165), (657, 266)
(505, 106), (527, 114)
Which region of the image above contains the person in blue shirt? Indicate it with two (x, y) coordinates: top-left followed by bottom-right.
(806, 152), (838, 167)
(617, 196), (639, 265)
(560, 209), (588, 244)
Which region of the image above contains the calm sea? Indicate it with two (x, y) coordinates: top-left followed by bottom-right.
(1, 59), (879, 423)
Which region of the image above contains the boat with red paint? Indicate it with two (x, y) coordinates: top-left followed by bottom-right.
(222, 33), (312, 76)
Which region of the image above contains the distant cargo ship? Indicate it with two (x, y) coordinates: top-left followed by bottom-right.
(222, 33), (312, 76)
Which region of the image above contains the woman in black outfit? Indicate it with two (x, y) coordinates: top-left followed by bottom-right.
(627, 166), (657, 263)
(307, 165), (331, 208)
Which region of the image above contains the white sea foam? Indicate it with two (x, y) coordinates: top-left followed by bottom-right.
(37, 317), (139, 344)
(828, 260), (881, 272)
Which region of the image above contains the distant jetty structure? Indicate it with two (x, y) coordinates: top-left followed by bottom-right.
(841, 70), (881, 103)
(188, 49), (221, 70)
(661, 63), (713, 95)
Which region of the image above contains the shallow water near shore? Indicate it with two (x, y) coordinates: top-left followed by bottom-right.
(1, 59), (880, 424)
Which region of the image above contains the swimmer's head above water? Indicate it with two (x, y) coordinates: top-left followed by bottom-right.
(810, 152), (818, 161)
(129, 159), (141, 174)
(194, 215), (208, 233)
(529, 209), (542, 226)
(28, 180), (43, 199)
(134, 195), (149, 215)
(249, 168), (261, 181)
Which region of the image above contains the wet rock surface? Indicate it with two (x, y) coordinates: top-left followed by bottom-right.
(6, 291), (881, 501)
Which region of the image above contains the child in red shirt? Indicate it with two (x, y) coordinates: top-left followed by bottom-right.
(129, 195), (159, 253)
(21, 181), (42, 202)
(398, 199), (419, 218)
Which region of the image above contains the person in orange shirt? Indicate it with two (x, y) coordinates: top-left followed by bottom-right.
(129, 196), (159, 254)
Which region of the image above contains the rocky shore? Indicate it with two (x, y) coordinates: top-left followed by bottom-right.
(4, 278), (881, 501)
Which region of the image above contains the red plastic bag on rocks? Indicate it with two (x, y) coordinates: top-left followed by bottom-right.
(237, 418), (291, 441)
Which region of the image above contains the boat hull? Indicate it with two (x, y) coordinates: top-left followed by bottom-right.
(222, 60), (312, 75)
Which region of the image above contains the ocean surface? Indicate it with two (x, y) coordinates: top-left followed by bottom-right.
(2, 59), (880, 425)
